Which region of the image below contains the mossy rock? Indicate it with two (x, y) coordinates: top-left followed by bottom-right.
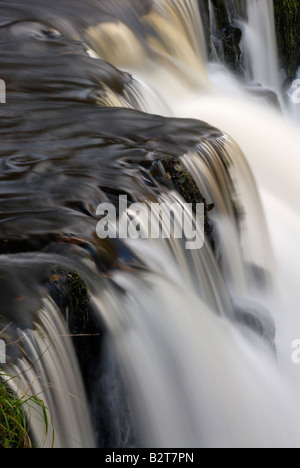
(149, 156), (216, 251)
(274, 0), (300, 79)
(208, 0), (243, 74)
(47, 268), (95, 383)
(48, 269), (89, 335)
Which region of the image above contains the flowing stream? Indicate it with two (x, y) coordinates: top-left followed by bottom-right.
(0, 0), (300, 448)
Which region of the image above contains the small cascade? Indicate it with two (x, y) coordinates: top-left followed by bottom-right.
(242, 0), (280, 90)
(5, 298), (95, 448)
(91, 263), (294, 448)
(181, 135), (274, 298)
(145, 0), (207, 72)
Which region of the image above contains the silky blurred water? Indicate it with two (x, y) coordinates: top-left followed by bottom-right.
(0, 0), (300, 448)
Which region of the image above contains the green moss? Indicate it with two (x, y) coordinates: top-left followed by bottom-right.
(48, 269), (93, 381)
(210, 0), (228, 30)
(274, 0), (300, 78)
(49, 269), (89, 335)
(66, 272), (89, 331)
(161, 157), (206, 209)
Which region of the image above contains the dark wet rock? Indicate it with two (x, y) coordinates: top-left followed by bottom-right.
(246, 83), (282, 110)
(274, 0), (300, 79)
(208, 0), (243, 74)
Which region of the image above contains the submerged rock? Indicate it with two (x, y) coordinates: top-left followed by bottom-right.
(233, 299), (276, 353)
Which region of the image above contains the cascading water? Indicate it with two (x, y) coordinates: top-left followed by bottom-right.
(242, 0), (281, 90)
(0, 0), (300, 449)
(6, 296), (96, 448)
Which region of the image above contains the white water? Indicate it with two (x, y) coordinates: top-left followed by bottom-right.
(83, 0), (300, 448)
(100, 271), (300, 448)
(6, 0), (300, 448)
(242, 0), (280, 90)
(6, 298), (95, 448)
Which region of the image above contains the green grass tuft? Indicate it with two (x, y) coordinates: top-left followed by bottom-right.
(0, 369), (54, 448)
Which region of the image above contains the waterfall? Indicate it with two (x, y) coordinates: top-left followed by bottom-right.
(1, 0), (300, 449)
(86, 0), (300, 447)
(96, 269), (296, 448)
(242, 0), (280, 90)
(86, 0), (209, 87)
(5, 298), (95, 448)
(146, 0), (207, 70)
